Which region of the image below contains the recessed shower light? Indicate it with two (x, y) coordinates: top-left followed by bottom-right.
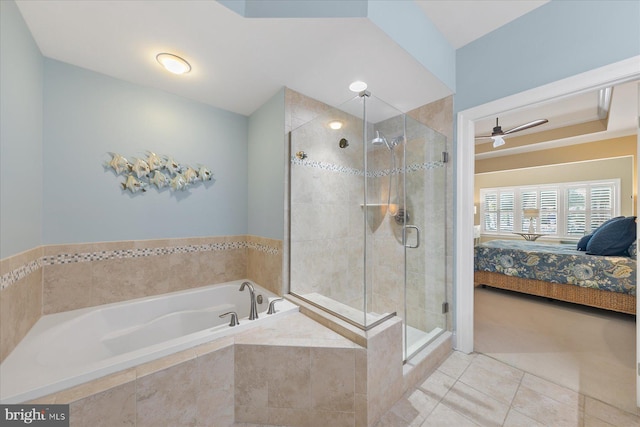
(156, 53), (191, 75)
(349, 81), (367, 92)
(329, 121), (343, 130)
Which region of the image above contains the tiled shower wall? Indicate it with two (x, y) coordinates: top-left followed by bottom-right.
(289, 101), (367, 311)
(0, 235), (282, 362)
(287, 89), (454, 332)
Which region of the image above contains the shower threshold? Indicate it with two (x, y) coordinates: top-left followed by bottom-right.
(291, 292), (394, 330)
(405, 325), (444, 361)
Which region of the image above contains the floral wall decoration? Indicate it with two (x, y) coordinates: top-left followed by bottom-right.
(105, 151), (214, 194)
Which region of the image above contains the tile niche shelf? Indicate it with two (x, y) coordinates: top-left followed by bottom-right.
(360, 203), (393, 232)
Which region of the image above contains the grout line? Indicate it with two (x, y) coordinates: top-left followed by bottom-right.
(509, 366), (525, 407)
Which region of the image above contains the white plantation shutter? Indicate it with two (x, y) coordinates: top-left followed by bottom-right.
(567, 188), (587, 235)
(499, 192), (515, 232)
(590, 185), (613, 230)
(539, 190), (558, 234)
(480, 180), (619, 239)
(483, 191), (497, 232)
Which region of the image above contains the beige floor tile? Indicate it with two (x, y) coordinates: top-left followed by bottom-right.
(421, 403), (480, 426)
(377, 410), (424, 427)
(418, 369), (456, 401)
(470, 354), (524, 382)
(520, 373), (581, 407)
(583, 414), (618, 427)
(512, 385), (582, 427)
(502, 409), (545, 427)
(436, 350), (475, 379)
(458, 361), (521, 405)
(475, 287), (636, 414)
(441, 381), (510, 427)
(584, 397), (640, 427)
(389, 388), (439, 423)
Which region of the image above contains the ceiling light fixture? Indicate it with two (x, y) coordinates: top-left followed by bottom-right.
(329, 121), (343, 130)
(492, 136), (505, 148)
(349, 81), (367, 92)
(477, 117), (548, 149)
(156, 53), (191, 75)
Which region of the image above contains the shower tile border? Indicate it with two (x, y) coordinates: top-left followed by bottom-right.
(291, 156), (445, 177)
(0, 237), (281, 291)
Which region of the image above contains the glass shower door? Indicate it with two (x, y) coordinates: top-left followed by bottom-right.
(402, 116), (448, 360)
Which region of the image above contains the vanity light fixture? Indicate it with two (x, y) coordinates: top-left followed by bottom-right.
(156, 53), (191, 75)
(349, 81), (367, 92)
(329, 121), (343, 130)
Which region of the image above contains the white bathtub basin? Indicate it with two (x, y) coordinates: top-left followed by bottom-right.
(0, 280), (297, 403)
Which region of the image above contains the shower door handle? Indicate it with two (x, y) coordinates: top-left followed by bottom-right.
(403, 225), (420, 249)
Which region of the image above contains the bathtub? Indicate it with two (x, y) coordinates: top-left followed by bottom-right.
(0, 280), (298, 403)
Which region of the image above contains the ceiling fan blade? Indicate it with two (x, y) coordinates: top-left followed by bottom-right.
(503, 119), (548, 135)
(474, 135), (494, 140)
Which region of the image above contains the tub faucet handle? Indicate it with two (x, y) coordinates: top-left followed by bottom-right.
(219, 311), (239, 327)
(267, 298), (284, 315)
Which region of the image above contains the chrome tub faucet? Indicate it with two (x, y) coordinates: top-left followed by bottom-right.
(239, 281), (259, 320)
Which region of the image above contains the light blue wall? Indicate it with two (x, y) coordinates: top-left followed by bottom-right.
(43, 59), (248, 244)
(0, 0), (44, 258)
(456, 0), (640, 112)
(367, 0), (455, 92)
(248, 89), (285, 239)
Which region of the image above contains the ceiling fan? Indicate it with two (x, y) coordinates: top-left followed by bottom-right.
(476, 118), (548, 148)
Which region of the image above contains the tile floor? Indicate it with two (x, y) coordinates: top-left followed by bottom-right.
(376, 351), (640, 427)
(474, 286), (637, 414)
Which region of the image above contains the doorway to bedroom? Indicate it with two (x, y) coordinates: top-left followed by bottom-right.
(456, 59), (640, 415)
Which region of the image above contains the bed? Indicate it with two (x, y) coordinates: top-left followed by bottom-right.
(474, 240), (636, 314)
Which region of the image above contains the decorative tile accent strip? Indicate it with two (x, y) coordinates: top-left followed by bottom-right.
(291, 157), (364, 176)
(1, 240), (280, 291)
(0, 259), (42, 291)
(246, 241), (280, 255)
(291, 156), (444, 177)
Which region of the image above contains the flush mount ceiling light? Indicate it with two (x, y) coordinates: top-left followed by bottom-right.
(156, 53), (191, 75)
(329, 121), (343, 130)
(349, 81), (367, 92)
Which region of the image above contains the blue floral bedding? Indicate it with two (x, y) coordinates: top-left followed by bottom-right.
(474, 240), (636, 296)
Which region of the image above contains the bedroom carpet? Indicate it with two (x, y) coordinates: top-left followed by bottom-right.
(474, 286), (638, 415)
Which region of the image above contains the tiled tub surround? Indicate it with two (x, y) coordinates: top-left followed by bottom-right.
(0, 235), (282, 363)
(1, 280), (297, 403)
(0, 246), (43, 362)
(289, 295), (454, 426)
(20, 313), (427, 427)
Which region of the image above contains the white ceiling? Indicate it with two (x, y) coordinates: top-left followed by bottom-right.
(15, 0), (545, 118)
(15, 0), (636, 151)
(15, 0), (453, 117)
(415, 0), (549, 49)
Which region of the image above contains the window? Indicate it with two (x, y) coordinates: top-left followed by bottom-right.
(480, 180), (619, 239)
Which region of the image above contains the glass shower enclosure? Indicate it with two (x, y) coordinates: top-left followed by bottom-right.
(289, 91), (447, 360)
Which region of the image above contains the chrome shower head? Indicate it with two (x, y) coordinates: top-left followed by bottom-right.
(371, 131), (403, 150)
(371, 131), (388, 146)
